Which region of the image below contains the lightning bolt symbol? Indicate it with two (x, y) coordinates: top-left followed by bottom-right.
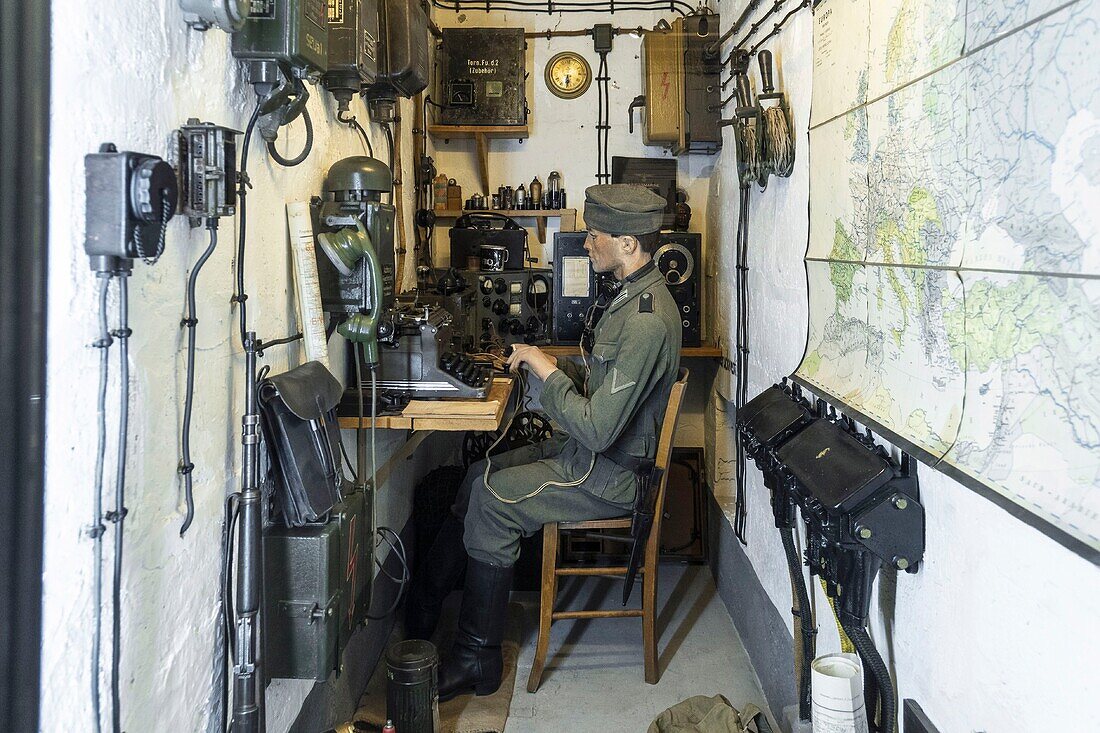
(661, 72), (670, 100)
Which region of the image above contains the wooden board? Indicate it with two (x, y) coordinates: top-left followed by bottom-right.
(338, 377), (513, 432)
(541, 344), (723, 358)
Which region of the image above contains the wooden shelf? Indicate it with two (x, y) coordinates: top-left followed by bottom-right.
(428, 124), (531, 199)
(433, 208), (577, 243)
(541, 344), (723, 358)
(338, 377), (513, 432)
(428, 124), (530, 141)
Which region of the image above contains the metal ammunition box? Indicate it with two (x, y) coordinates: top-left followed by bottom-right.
(264, 519), (342, 681)
(438, 28), (527, 126)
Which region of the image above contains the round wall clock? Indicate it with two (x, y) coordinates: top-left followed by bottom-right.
(545, 52), (592, 99)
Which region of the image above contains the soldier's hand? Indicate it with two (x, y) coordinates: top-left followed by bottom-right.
(506, 344), (558, 382)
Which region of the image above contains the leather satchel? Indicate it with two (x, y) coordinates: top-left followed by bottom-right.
(259, 361), (345, 526)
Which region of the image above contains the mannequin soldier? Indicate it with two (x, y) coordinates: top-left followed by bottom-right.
(405, 184), (681, 701)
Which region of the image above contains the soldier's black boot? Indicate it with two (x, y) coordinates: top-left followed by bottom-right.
(437, 558), (514, 701)
(405, 514), (468, 640)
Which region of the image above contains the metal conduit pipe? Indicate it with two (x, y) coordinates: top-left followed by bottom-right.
(780, 527), (815, 721)
(841, 620), (896, 733)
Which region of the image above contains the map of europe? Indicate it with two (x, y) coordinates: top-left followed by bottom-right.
(796, 0), (1100, 557)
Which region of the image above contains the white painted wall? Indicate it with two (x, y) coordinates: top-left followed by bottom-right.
(708, 9), (1100, 731)
(427, 8), (718, 285)
(41, 3), (422, 732)
(428, 7), (722, 447)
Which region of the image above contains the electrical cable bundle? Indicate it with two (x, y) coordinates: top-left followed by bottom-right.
(88, 270), (133, 733)
(755, 50), (795, 188)
(431, 0), (693, 15)
(595, 52), (611, 184)
(760, 103), (795, 180)
(178, 220), (219, 537)
(841, 618), (897, 733)
(733, 183), (751, 545)
(736, 121), (763, 187)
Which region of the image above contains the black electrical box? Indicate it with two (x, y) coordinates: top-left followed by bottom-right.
(367, 0), (429, 99)
(84, 145), (178, 270)
(679, 12), (722, 154)
(232, 0), (330, 74)
(439, 28), (527, 126)
(323, 0), (380, 97)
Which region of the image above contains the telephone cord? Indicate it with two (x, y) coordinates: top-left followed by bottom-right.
(265, 105), (313, 167)
(338, 109), (374, 157)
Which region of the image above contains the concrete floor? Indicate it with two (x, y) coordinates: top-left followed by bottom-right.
(506, 564), (774, 731)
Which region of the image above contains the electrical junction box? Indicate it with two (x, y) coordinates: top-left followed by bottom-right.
(438, 27), (527, 126)
(323, 0), (380, 97)
(84, 145), (179, 270)
(333, 488), (374, 654)
(231, 0), (329, 75)
(174, 120), (241, 226)
(366, 0), (429, 99)
(640, 13), (722, 154)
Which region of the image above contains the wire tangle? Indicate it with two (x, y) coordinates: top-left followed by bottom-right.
(737, 122), (763, 187)
(759, 103), (795, 184)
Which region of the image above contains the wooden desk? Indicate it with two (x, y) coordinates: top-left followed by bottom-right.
(338, 377), (514, 432)
(540, 344), (723, 358)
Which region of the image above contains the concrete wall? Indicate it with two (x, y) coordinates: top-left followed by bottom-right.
(707, 9), (1100, 731)
(41, 3), (422, 731)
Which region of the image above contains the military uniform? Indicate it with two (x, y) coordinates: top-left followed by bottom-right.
(424, 184), (677, 701)
(459, 260), (682, 566)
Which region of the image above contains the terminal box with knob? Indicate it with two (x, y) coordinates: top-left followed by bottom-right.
(84, 144), (179, 271)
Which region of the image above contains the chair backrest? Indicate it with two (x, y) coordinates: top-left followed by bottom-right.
(648, 368), (690, 555)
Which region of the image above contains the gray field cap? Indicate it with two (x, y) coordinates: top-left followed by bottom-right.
(584, 184), (666, 236)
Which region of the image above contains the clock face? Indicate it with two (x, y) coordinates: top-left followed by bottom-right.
(545, 52), (592, 99)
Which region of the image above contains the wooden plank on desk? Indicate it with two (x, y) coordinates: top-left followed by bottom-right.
(401, 378), (512, 417)
(338, 378), (514, 431)
(541, 344), (723, 358)
(339, 414), (413, 430)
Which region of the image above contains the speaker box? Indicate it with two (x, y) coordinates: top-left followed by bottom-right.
(551, 232), (614, 344)
(655, 232), (702, 347)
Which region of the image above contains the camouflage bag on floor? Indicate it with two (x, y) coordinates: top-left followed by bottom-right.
(647, 695), (771, 733)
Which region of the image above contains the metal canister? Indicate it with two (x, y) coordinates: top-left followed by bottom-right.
(385, 640), (440, 733)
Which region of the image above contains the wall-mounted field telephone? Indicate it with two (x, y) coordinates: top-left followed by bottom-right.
(84, 144), (179, 273)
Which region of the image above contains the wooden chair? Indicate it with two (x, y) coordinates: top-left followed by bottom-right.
(527, 368), (690, 691)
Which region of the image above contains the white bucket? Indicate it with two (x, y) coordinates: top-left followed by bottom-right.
(810, 653), (869, 733)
